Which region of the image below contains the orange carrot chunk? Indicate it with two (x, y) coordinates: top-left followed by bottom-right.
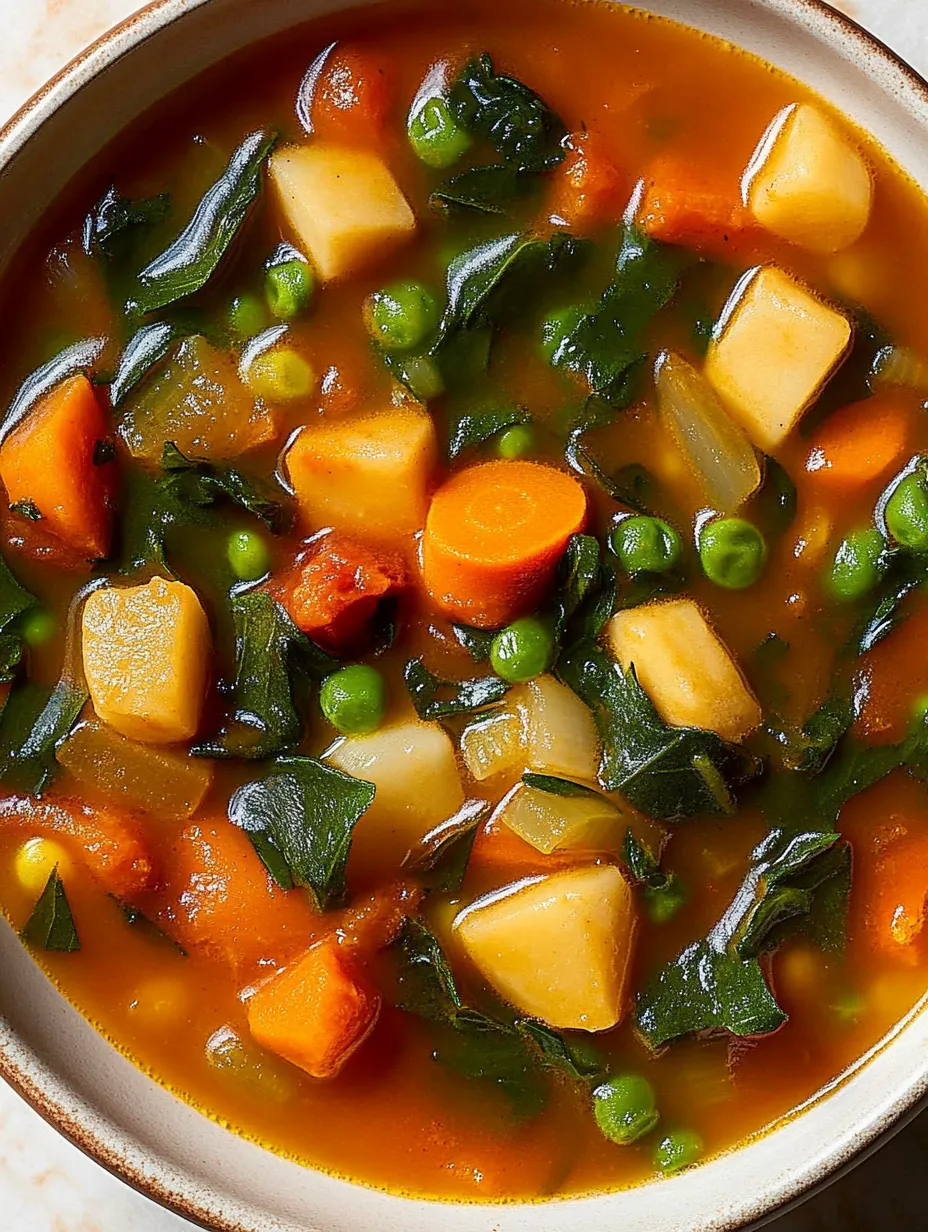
(0, 794), (153, 899)
(467, 816), (578, 879)
(422, 460), (588, 629)
(0, 375), (114, 559)
(247, 937), (381, 1079)
(639, 155), (759, 259)
(550, 131), (625, 231)
(312, 47), (391, 144)
(858, 828), (928, 962)
(805, 393), (911, 490)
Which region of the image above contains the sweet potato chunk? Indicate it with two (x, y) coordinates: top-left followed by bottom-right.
(81, 577), (210, 744)
(247, 938), (380, 1078)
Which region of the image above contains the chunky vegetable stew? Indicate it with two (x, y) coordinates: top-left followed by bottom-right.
(2, 0), (928, 1200)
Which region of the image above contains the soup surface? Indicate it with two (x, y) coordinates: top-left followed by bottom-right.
(1, 0), (928, 1201)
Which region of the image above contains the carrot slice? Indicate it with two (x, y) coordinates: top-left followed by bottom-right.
(639, 155), (759, 259)
(422, 460), (588, 629)
(853, 823), (928, 963)
(549, 131), (625, 232)
(312, 47), (391, 144)
(0, 794), (153, 899)
(0, 375), (115, 559)
(805, 394), (911, 490)
(247, 936), (381, 1078)
(468, 816), (578, 879)
(854, 606), (928, 745)
(274, 532), (407, 653)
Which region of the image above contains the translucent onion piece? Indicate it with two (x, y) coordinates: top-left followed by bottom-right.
(655, 350), (762, 512)
(515, 674), (600, 781)
(460, 706), (525, 782)
(870, 344), (928, 395)
(494, 782), (621, 855)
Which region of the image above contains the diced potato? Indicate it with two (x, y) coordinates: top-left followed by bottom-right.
(269, 143), (416, 282)
(285, 407), (437, 543)
(745, 103), (872, 254)
(81, 577), (210, 744)
(706, 267), (851, 452)
(326, 720), (465, 871)
(460, 706), (525, 782)
(606, 598), (761, 743)
(120, 335), (276, 462)
(513, 674), (600, 781)
(57, 719), (214, 819)
(495, 783), (620, 855)
(455, 864), (636, 1031)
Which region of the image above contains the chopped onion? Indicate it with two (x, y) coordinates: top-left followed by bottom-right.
(515, 674), (600, 781)
(494, 782), (621, 854)
(460, 706), (525, 782)
(655, 350), (762, 512)
(870, 344), (928, 395)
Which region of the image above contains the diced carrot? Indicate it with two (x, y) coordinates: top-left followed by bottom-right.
(334, 879), (422, 953)
(0, 505), (91, 571)
(468, 816), (578, 879)
(274, 531), (407, 653)
(851, 816), (928, 964)
(805, 394), (911, 490)
(0, 794), (153, 898)
(422, 460), (588, 629)
(0, 375), (115, 559)
(312, 47), (392, 145)
(638, 155), (759, 259)
(549, 131), (626, 231)
(247, 936), (381, 1078)
(152, 821), (318, 972)
(854, 605), (928, 745)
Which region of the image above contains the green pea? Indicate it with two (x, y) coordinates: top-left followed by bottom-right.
(612, 516), (681, 575)
(698, 518), (767, 590)
(654, 1128), (703, 1174)
(20, 608), (57, 648)
(496, 424), (535, 460)
(228, 293), (267, 340)
(885, 471), (928, 551)
(408, 96), (472, 169)
(367, 281), (439, 352)
(645, 876), (686, 925)
(320, 665), (387, 736)
(593, 1074), (659, 1146)
(265, 258), (315, 321)
(246, 348), (315, 402)
(540, 304), (585, 364)
(490, 617), (555, 684)
(226, 530), (271, 582)
(393, 354), (445, 402)
(826, 528), (886, 602)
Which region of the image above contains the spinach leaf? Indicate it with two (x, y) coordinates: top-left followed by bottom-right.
(748, 456), (797, 537)
(558, 642), (754, 820)
(552, 532), (601, 637)
(132, 130), (277, 314)
(109, 321), (182, 407)
(766, 694), (853, 774)
(1, 338), (107, 446)
(553, 227), (683, 406)
(83, 187), (170, 262)
(0, 677), (88, 795)
(395, 917), (464, 1021)
(451, 623), (495, 662)
(402, 798), (490, 894)
(521, 772), (605, 801)
(622, 829), (687, 923)
(432, 1012), (547, 1119)
(852, 549), (926, 655)
(431, 164), (523, 214)
(404, 658), (509, 720)
(160, 443), (288, 531)
(228, 755), (375, 910)
(564, 436), (662, 515)
(21, 868), (80, 952)
(0, 553), (37, 683)
(447, 404), (531, 460)
(247, 829), (294, 891)
(515, 1019), (608, 1083)
(195, 593), (308, 760)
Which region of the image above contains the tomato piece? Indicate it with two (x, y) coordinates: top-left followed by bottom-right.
(550, 131), (625, 231)
(312, 47), (392, 144)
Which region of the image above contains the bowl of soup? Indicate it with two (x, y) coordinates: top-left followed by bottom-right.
(1, 0), (928, 1228)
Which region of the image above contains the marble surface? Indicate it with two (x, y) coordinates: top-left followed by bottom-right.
(0, 0), (927, 1229)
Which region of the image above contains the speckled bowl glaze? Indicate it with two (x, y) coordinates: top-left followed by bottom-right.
(1, 1), (927, 1229)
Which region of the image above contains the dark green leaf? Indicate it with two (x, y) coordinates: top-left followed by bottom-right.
(404, 658), (509, 721)
(132, 131), (277, 314)
(228, 755), (375, 910)
(9, 500), (41, 522)
(621, 829), (667, 890)
(247, 829), (295, 891)
(451, 623), (495, 662)
(766, 694), (853, 775)
(516, 1019), (608, 1083)
(402, 798), (490, 894)
(21, 868), (80, 952)
(431, 163), (523, 214)
(521, 772), (606, 801)
(565, 436), (660, 512)
(0, 678), (87, 795)
(0, 552), (37, 638)
(395, 917), (464, 1020)
(748, 457), (797, 537)
(552, 533), (601, 637)
(852, 549), (926, 655)
(447, 404), (531, 460)
(432, 1012), (547, 1119)
(83, 186), (170, 262)
(160, 442), (288, 531)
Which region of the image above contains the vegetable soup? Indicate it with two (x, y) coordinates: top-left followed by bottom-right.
(2, 0), (928, 1201)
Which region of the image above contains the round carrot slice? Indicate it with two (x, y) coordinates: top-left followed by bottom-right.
(422, 460), (588, 629)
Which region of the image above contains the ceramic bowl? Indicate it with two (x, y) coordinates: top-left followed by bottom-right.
(1, 1), (928, 1229)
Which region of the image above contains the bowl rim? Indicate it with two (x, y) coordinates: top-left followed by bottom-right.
(1, 1), (928, 1229)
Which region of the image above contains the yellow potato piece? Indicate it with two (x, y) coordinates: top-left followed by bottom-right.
(455, 864), (636, 1031)
(269, 143), (416, 281)
(285, 407), (437, 543)
(325, 720), (464, 873)
(513, 674), (600, 781)
(606, 598), (761, 743)
(746, 103), (872, 254)
(81, 577), (210, 744)
(706, 266), (851, 452)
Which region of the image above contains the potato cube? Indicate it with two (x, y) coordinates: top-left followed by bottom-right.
(513, 674), (600, 781)
(746, 103), (873, 254)
(706, 266), (851, 451)
(269, 143), (416, 281)
(606, 598), (761, 743)
(285, 407), (437, 544)
(325, 720), (464, 873)
(455, 864), (636, 1031)
(81, 577), (210, 744)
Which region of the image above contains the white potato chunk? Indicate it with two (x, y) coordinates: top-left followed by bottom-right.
(606, 598), (761, 743)
(285, 407), (437, 544)
(269, 143), (415, 281)
(513, 674), (600, 781)
(745, 103), (872, 254)
(706, 266), (851, 452)
(495, 783), (620, 855)
(455, 864), (636, 1031)
(460, 706), (524, 782)
(326, 720), (464, 871)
